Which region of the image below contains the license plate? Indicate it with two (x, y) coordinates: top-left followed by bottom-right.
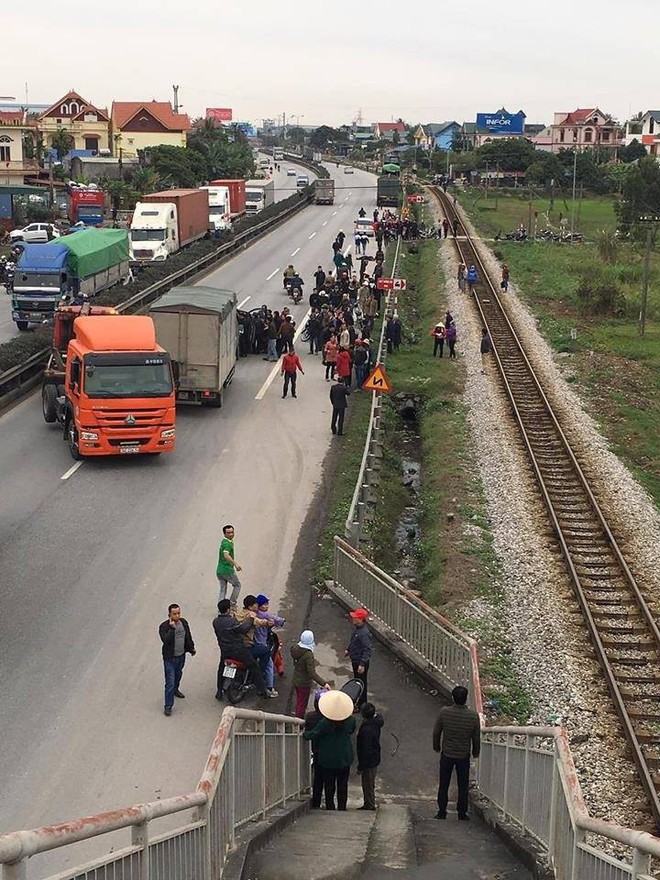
(223, 666), (237, 679)
(178, 391), (191, 400)
(119, 446), (140, 454)
(27, 313), (43, 320)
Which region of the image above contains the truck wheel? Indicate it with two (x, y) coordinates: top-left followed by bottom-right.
(42, 384), (57, 423)
(67, 422), (84, 461)
(16, 321), (29, 332)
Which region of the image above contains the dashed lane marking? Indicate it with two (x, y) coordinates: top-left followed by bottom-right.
(238, 296), (251, 309)
(61, 461), (84, 481)
(291, 247), (300, 257)
(308, 232), (316, 240)
(266, 267), (281, 281)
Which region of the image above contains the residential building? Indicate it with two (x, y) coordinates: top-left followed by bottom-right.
(374, 121), (407, 142)
(531, 126), (554, 152)
(0, 110), (39, 184)
(638, 110), (660, 157)
(549, 108), (621, 153)
(111, 101), (191, 158)
(423, 121), (461, 151)
(38, 91), (111, 155)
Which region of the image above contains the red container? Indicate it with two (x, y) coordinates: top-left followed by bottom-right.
(142, 189), (209, 247)
(209, 179), (246, 217)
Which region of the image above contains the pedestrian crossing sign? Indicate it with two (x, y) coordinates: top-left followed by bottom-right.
(362, 363), (392, 393)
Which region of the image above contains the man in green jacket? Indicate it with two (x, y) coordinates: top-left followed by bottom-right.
(216, 524), (242, 606)
(433, 685), (481, 820)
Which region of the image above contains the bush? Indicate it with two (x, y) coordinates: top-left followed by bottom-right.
(575, 269), (626, 317)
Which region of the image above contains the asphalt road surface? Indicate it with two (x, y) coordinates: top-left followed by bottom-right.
(0, 163), (377, 866)
(0, 157), (316, 344)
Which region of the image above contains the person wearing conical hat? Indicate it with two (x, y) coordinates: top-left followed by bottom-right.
(303, 690), (356, 811)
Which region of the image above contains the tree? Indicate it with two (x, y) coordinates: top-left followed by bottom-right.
(287, 126), (306, 146)
(619, 139), (647, 164)
(525, 152), (564, 186)
(51, 128), (74, 161)
(615, 155), (660, 236)
(141, 145), (207, 187)
(451, 130), (465, 153)
(128, 166), (161, 195)
(392, 130), (400, 146)
(309, 125), (343, 149)
(22, 130), (45, 163)
(406, 128), (416, 146)
(187, 120), (253, 180)
(475, 138), (536, 171)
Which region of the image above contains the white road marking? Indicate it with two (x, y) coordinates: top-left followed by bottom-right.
(291, 247), (300, 257)
(238, 296), (251, 309)
(308, 232), (316, 240)
(332, 211), (337, 216)
(344, 196), (349, 202)
(255, 308), (311, 401)
(61, 461), (83, 481)
(337, 204), (344, 210)
(322, 221), (328, 226)
(343, 244), (352, 257)
(266, 267), (281, 281)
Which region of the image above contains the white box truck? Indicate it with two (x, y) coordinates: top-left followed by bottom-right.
(200, 185), (231, 231)
(245, 179), (275, 214)
(149, 286), (238, 407)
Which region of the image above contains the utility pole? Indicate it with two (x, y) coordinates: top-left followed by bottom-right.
(484, 161), (489, 201)
(569, 148), (578, 244)
(639, 220), (657, 336)
(172, 85), (180, 113)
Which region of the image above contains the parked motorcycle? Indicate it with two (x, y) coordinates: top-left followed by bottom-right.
(221, 657), (254, 704)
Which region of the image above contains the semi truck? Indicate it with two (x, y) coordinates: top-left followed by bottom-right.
(244, 179), (275, 214)
(273, 148), (284, 162)
(67, 186), (104, 226)
(129, 189), (209, 264)
(377, 176), (402, 208)
(11, 228), (131, 330)
(209, 179), (246, 221)
(200, 185), (231, 232)
(41, 306), (176, 460)
(314, 179), (335, 205)
(150, 286), (238, 407)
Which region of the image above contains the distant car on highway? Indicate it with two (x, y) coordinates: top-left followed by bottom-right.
(354, 217), (374, 238)
(344, 166), (354, 174)
(286, 168), (297, 176)
(9, 223), (61, 243)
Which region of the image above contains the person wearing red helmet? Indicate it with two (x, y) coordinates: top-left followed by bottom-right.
(345, 608), (372, 706)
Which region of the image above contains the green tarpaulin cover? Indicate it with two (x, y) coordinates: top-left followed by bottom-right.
(60, 228), (129, 278)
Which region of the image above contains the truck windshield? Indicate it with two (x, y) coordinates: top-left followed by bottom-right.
(78, 206), (102, 218)
(14, 272), (60, 289)
(83, 361), (173, 398)
(130, 229), (166, 242)
(246, 190), (263, 201)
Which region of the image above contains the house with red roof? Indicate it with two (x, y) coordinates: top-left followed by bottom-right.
(374, 121), (408, 142)
(38, 90), (111, 155)
(111, 101), (191, 158)
(0, 109), (39, 183)
(549, 108), (621, 153)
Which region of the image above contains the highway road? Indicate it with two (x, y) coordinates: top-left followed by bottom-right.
(0, 163), (376, 865)
(0, 157), (316, 344)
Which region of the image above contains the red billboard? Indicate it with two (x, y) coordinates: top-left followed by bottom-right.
(206, 108), (233, 122)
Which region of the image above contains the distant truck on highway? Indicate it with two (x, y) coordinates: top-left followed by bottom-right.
(200, 185), (231, 232)
(245, 179), (275, 214)
(129, 189), (209, 264)
(150, 286), (238, 407)
(11, 228), (131, 330)
(377, 176), (402, 208)
(209, 179), (246, 221)
(273, 148), (284, 162)
(42, 306), (176, 460)
(314, 179), (335, 205)
(67, 185), (104, 226)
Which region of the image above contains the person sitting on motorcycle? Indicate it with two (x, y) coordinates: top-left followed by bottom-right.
(358, 207), (366, 218)
(283, 264), (296, 288)
(213, 599), (271, 700)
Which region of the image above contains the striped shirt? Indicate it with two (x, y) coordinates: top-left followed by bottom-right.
(432, 705), (481, 759)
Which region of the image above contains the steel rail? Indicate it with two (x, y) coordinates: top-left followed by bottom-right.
(429, 185), (660, 826)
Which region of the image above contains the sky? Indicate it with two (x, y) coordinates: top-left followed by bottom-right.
(4, 0), (659, 128)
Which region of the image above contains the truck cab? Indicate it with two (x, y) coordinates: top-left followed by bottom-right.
(200, 186), (231, 232)
(42, 308), (176, 460)
(129, 202), (179, 263)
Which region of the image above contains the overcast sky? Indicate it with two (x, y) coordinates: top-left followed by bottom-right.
(4, 0), (658, 128)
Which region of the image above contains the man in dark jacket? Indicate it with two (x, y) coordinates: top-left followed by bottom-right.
(357, 702), (384, 810)
(345, 608), (372, 706)
(159, 603), (196, 716)
(314, 266), (326, 292)
(329, 381), (350, 436)
(433, 685), (481, 820)
(213, 599), (268, 699)
(304, 691), (325, 808)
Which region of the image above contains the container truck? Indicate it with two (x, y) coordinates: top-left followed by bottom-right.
(11, 229), (131, 330)
(67, 186), (105, 226)
(244, 179), (275, 214)
(41, 305), (176, 460)
(209, 179), (246, 220)
(377, 176), (402, 208)
(150, 286), (238, 407)
(314, 179), (335, 205)
(200, 185), (231, 232)
(273, 148), (284, 162)
(129, 189), (209, 264)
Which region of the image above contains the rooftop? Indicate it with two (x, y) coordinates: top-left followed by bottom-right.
(112, 101), (191, 132)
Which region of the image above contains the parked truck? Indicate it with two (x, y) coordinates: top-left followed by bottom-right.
(244, 179), (275, 214)
(149, 286), (238, 407)
(41, 306), (176, 460)
(11, 228), (131, 330)
(67, 186), (104, 226)
(314, 179), (335, 205)
(209, 179), (246, 221)
(200, 185), (231, 232)
(377, 176), (402, 208)
(129, 189), (209, 264)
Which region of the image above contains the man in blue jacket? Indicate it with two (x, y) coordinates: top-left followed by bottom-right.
(345, 608), (372, 706)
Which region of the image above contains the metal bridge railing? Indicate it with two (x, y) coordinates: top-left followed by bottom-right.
(0, 709), (308, 880)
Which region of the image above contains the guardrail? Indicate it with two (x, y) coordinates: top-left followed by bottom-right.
(344, 234), (402, 546)
(0, 708), (308, 880)
(0, 193), (313, 412)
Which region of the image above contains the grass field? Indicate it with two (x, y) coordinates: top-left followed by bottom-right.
(456, 188), (660, 507)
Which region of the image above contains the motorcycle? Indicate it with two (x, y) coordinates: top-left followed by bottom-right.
(221, 657), (255, 704)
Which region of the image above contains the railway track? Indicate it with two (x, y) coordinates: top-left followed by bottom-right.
(429, 185), (660, 826)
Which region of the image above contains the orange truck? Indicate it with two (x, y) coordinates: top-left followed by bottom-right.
(42, 305), (176, 460)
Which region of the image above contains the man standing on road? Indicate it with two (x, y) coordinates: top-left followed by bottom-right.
(314, 265), (326, 292)
(330, 380), (350, 435)
(159, 604), (196, 716)
(433, 685), (480, 820)
(217, 524), (242, 606)
(281, 346), (304, 398)
(213, 599), (271, 700)
(345, 608), (371, 706)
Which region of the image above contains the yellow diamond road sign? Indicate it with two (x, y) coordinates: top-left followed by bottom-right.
(362, 363), (392, 393)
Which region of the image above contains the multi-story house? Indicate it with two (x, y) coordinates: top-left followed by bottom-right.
(110, 101), (191, 158)
(38, 91), (111, 155)
(0, 110), (38, 183)
(549, 108), (621, 153)
(639, 110), (660, 157)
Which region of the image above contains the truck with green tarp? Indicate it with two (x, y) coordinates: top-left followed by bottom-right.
(10, 228), (131, 330)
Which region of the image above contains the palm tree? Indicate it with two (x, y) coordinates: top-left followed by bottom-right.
(51, 128), (74, 161)
(130, 166), (161, 195)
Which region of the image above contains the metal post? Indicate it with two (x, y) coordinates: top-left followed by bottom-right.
(281, 722), (287, 805)
(131, 820), (149, 880)
(639, 225), (653, 336)
(261, 718), (267, 819)
(230, 736), (236, 849)
(521, 737), (530, 833)
(632, 846), (652, 878)
(3, 861), (28, 880)
(502, 733), (510, 818)
(547, 751), (559, 855)
(569, 149), (578, 244)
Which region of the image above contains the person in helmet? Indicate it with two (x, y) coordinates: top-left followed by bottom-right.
(336, 230), (345, 249)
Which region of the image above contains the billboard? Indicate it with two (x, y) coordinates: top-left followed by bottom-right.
(206, 108), (233, 122)
(476, 110), (525, 135)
